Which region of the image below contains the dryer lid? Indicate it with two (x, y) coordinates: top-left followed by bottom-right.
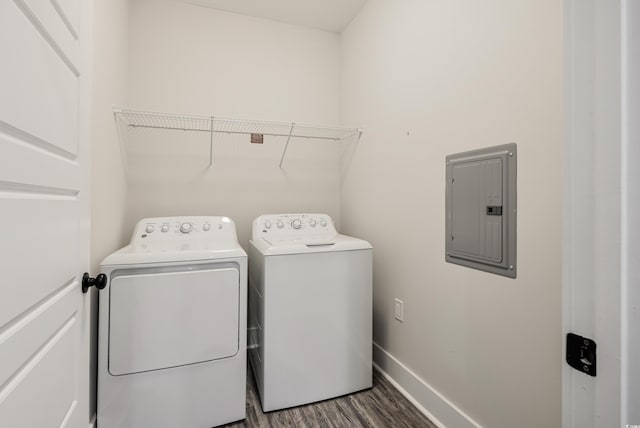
(101, 216), (247, 266)
(101, 240), (246, 266)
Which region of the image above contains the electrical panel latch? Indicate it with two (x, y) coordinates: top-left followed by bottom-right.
(486, 205), (503, 216)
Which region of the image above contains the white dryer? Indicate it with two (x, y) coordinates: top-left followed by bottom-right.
(98, 216), (247, 428)
(248, 213), (372, 412)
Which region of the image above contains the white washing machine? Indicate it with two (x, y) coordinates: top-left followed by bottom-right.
(248, 213), (372, 412)
(97, 216), (247, 428)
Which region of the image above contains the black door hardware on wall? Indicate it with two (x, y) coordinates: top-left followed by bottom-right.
(82, 272), (107, 293)
(566, 333), (597, 377)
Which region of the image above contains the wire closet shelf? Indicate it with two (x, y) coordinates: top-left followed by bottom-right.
(113, 108), (362, 167)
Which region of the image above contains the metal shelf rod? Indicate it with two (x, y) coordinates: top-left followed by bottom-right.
(126, 124), (348, 141)
(113, 107), (362, 169)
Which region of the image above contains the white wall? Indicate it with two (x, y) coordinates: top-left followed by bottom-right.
(90, 0), (130, 419)
(125, 0), (342, 246)
(340, 1), (563, 427)
(91, 0), (129, 271)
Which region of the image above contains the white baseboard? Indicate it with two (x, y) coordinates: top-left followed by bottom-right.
(373, 342), (482, 428)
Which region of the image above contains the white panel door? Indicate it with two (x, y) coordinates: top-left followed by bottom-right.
(563, 0), (639, 427)
(622, 2), (640, 422)
(0, 0), (91, 427)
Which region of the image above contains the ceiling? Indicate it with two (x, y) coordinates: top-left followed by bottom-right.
(181, 0), (368, 33)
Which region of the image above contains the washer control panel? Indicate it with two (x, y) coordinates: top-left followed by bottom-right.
(252, 213), (337, 240)
(132, 216), (237, 242)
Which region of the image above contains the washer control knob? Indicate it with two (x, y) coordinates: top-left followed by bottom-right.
(291, 219), (302, 229)
(145, 225), (155, 233)
(180, 222), (193, 233)
(264, 221), (272, 229)
(320, 219), (327, 227)
(203, 223), (211, 231)
(276, 221), (284, 229)
(309, 219), (317, 227)
(161, 224), (169, 233)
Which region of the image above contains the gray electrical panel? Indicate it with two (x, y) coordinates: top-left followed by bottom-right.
(445, 143), (517, 278)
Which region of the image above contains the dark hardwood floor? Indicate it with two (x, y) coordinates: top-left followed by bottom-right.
(222, 368), (438, 428)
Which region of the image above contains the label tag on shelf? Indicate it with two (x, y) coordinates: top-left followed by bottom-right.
(251, 133), (264, 144)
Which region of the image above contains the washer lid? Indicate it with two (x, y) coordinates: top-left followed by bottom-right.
(251, 234), (371, 255)
(252, 213), (337, 240)
(101, 240), (247, 266)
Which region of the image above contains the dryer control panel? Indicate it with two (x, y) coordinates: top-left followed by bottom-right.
(132, 216), (238, 242)
(252, 214), (337, 241)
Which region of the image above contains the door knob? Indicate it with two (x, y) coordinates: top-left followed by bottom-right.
(82, 272), (107, 293)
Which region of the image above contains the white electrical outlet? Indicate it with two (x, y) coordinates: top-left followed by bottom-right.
(394, 298), (404, 322)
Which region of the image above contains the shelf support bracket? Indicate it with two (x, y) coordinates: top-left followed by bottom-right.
(112, 109), (129, 175)
(208, 116), (214, 167)
(279, 123), (295, 168)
